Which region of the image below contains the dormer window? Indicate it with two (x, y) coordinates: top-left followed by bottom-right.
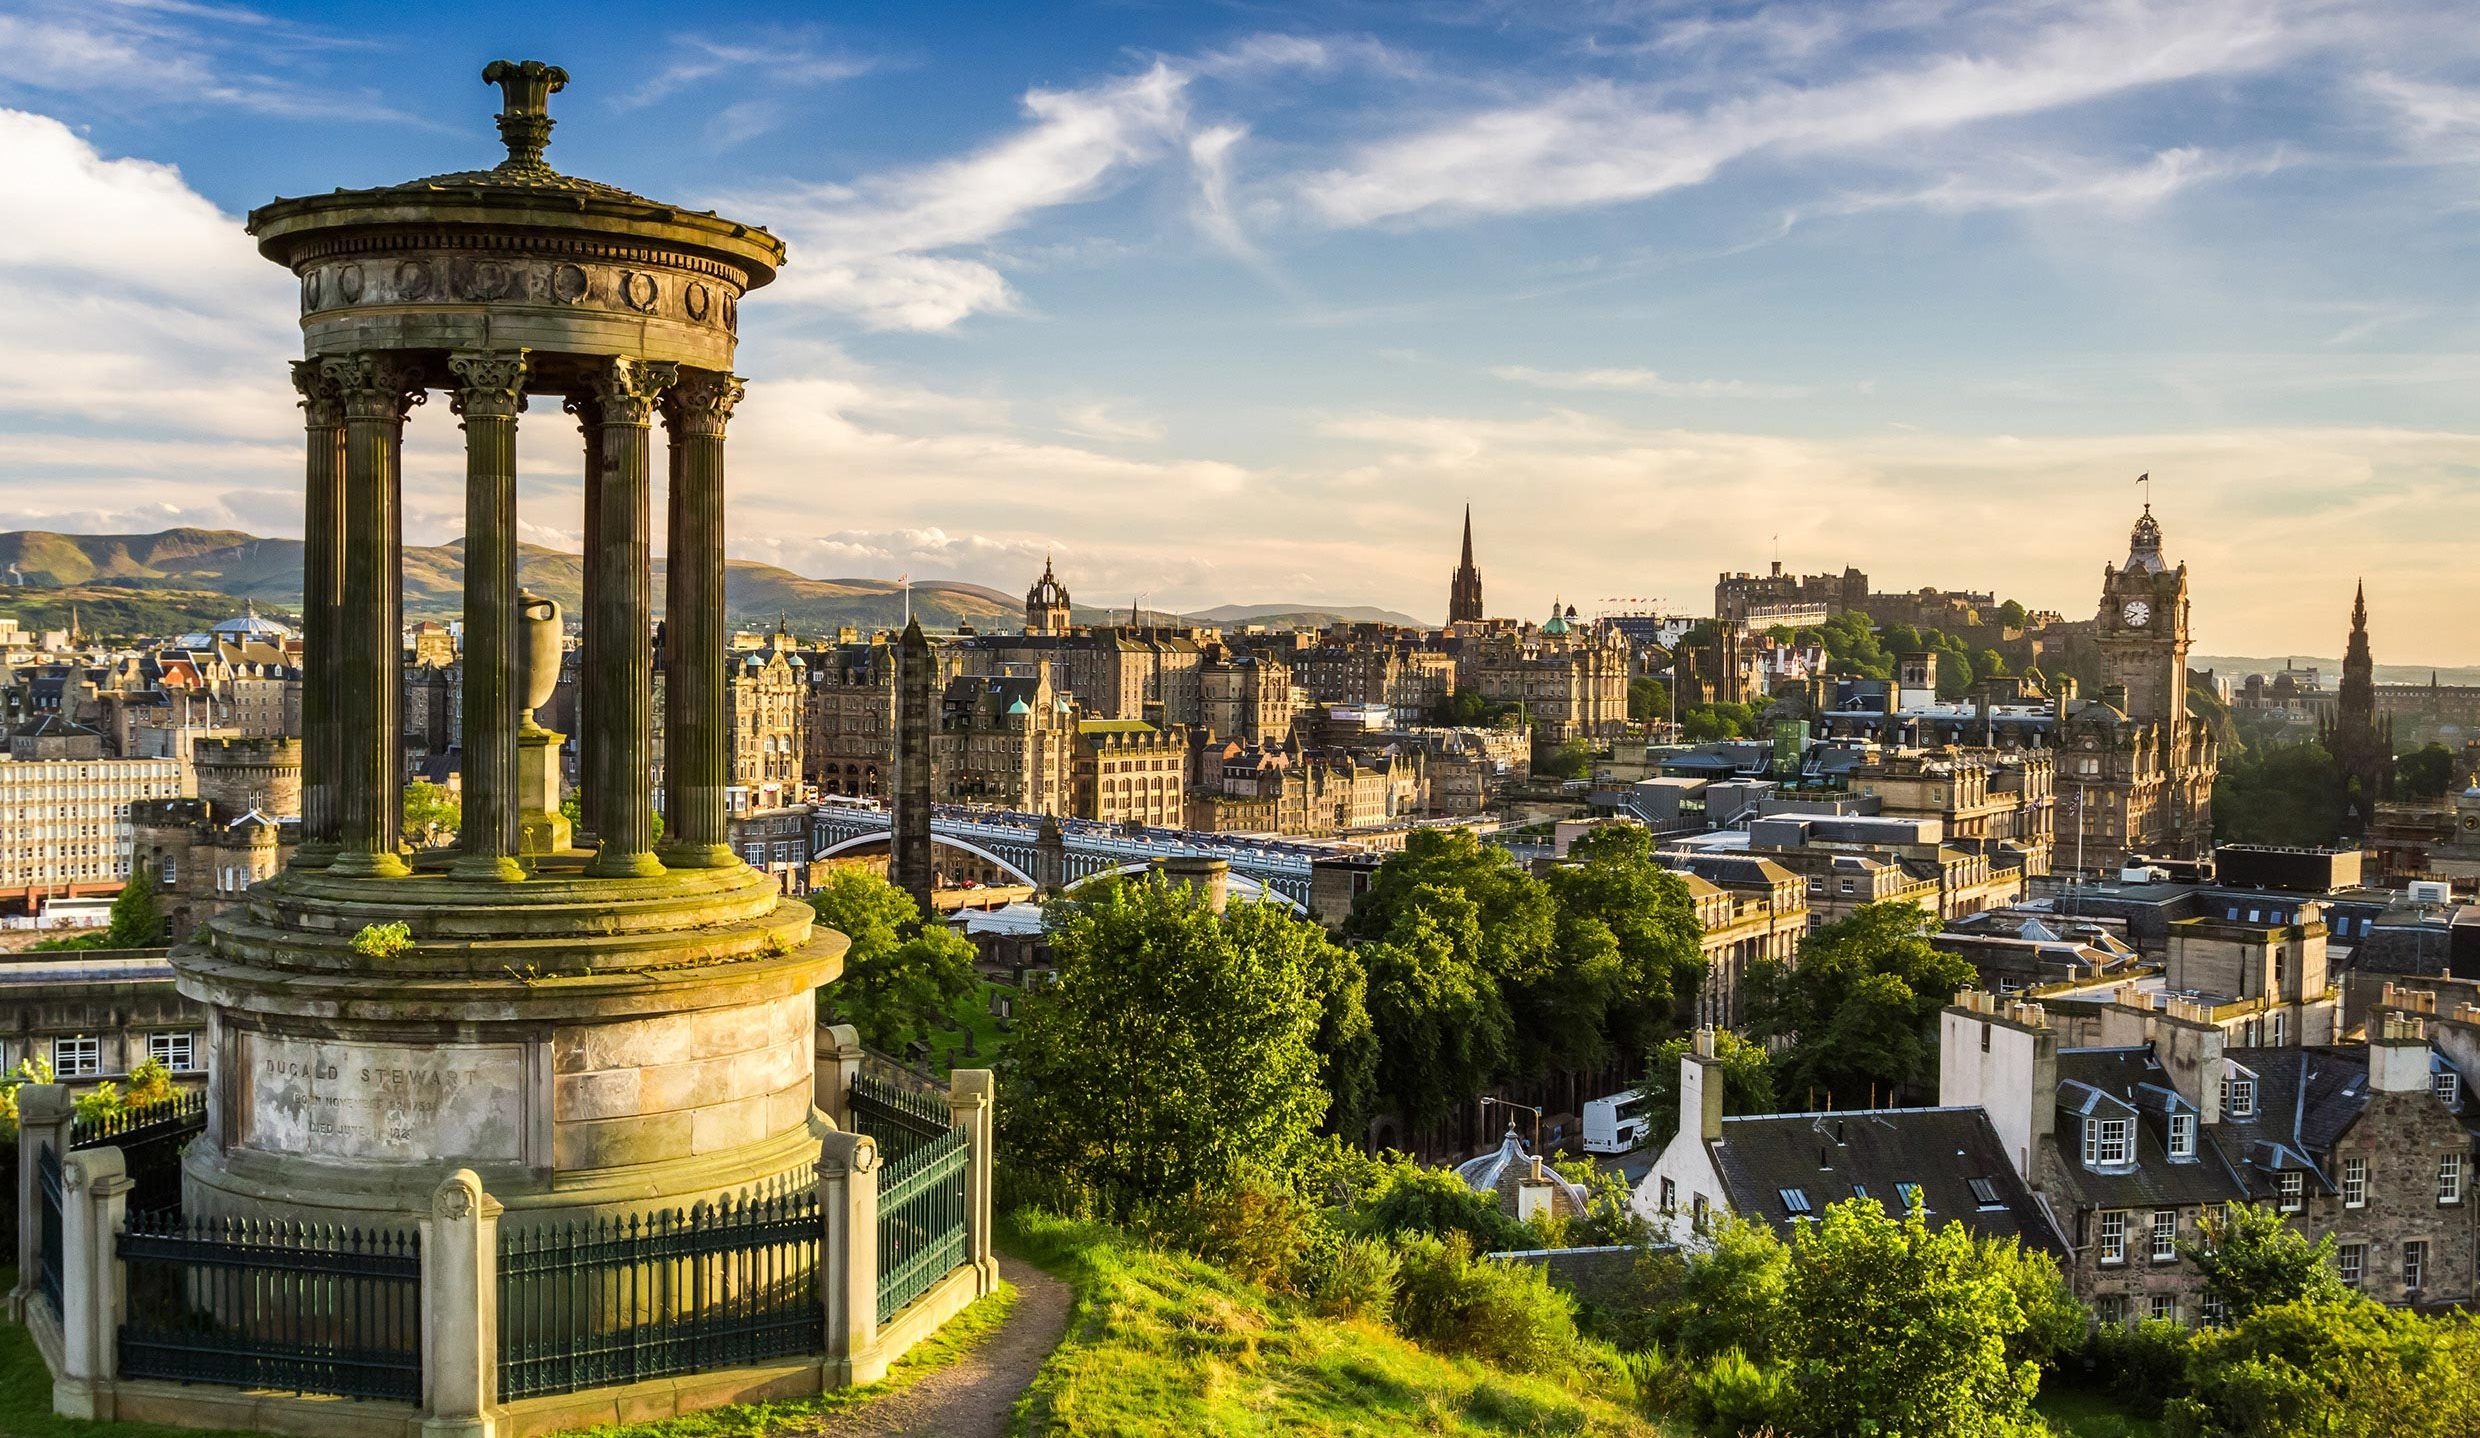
(2277, 1172), (2304, 1211)
(2435, 1071), (2462, 1108)
(2083, 1117), (2133, 1167)
(2168, 1112), (2196, 1159)
(2222, 1073), (2256, 1119)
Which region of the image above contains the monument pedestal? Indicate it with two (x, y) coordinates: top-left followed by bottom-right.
(517, 724), (570, 862)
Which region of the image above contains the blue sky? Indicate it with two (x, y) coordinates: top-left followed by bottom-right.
(3, 0), (2479, 657)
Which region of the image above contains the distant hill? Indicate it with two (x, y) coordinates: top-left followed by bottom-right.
(0, 528), (1057, 638)
(1184, 602), (1428, 629)
(2197, 655), (2480, 688)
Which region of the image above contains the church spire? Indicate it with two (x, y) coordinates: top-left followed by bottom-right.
(1448, 504), (1485, 627)
(1460, 504), (1474, 568)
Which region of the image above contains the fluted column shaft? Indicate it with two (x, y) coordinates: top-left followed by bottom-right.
(583, 358), (675, 879)
(289, 362), (346, 864)
(323, 352), (423, 879)
(660, 371), (745, 868)
(565, 395), (604, 846)
(449, 350), (530, 881)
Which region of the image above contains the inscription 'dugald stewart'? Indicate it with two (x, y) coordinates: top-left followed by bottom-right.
(242, 1035), (524, 1163)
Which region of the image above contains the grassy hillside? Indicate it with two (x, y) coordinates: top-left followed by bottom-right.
(1005, 1211), (1663, 1437)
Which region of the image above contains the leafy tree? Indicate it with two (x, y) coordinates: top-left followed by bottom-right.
(1681, 701), (1762, 742)
(809, 869), (978, 1058)
(108, 862), (166, 948)
(1639, 1028), (1776, 1148)
(1627, 675), (1671, 722)
(2169, 1297), (2480, 1438)
(1997, 599), (2028, 630)
(1974, 1233), (2086, 1370)
(2179, 1202), (2350, 1324)
(1937, 649), (1976, 699)
(2396, 743), (2459, 799)
(1345, 828), (1556, 988)
(1225, 901), (1376, 1139)
(1613, 1217), (1792, 1361)
(1430, 689), (1495, 726)
(997, 880), (1328, 1211)
(403, 780), (461, 847)
(1540, 824), (1706, 1066)
(1745, 902), (1975, 1109)
(1535, 737), (1594, 780)
(1774, 1197), (2045, 1437)
(1359, 889), (1512, 1131)
(2214, 741), (2344, 847)
(1976, 648), (2009, 680)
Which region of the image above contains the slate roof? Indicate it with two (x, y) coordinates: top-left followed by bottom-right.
(1706, 1106), (2060, 1252)
(2049, 1048), (2246, 1209)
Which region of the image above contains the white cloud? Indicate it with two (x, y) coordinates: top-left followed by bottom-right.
(741, 64), (1191, 330)
(1491, 365), (1813, 399)
(1058, 402), (1165, 443)
(0, 1), (413, 121)
(1299, 1), (2304, 225)
(617, 36), (874, 112)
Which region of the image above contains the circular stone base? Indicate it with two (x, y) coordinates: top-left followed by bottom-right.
(172, 855), (848, 1229)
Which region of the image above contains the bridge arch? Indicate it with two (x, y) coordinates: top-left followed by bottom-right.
(1063, 861), (1307, 915)
(811, 832), (1037, 888)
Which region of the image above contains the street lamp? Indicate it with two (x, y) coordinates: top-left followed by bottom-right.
(1482, 1095), (1545, 1156)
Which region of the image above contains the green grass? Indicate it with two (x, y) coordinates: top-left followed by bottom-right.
(2036, 1386), (2168, 1438)
(925, 980), (1009, 1076)
(0, 1269), (257, 1438)
(1002, 1210), (1666, 1438)
(548, 1278), (1017, 1437)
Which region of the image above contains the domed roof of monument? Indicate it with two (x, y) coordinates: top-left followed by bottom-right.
(248, 59), (784, 288)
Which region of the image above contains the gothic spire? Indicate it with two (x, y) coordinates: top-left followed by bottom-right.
(1461, 504), (1474, 568)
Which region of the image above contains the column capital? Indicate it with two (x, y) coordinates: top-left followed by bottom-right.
(446, 348), (531, 423)
(290, 359), (346, 428)
(320, 351), (426, 422)
(663, 370), (745, 439)
(582, 356), (678, 427)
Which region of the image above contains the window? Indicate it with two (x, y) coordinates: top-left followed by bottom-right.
(146, 1031), (196, 1072)
(2099, 1210), (2128, 1264)
(2436, 1071), (2462, 1107)
(1895, 1182), (1925, 1212)
(2338, 1242), (2366, 1287)
(1980, 1022), (1992, 1053)
(2169, 1112), (2196, 1159)
(2269, 1012), (2286, 1047)
(2343, 1156), (2368, 1208)
(2406, 1241), (2428, 1291)
(2440, 1154), (2464, 1206)
(2223, 1073), (2256, 1119)
(52, 1036), (99, 1077)
(1850, 1184), (1870, 1201)
(2084, 1117), (2132, 1167)
(2200, 1293), (2228, 1326)
(1658, 1178), (1675, 1213)
(159, 853), (177, 885)
(1780, 1188), (1813, 1216)
(1691, 1195), (1709, 1233)
(2095, 1294), (2127, 1326)
(2278, 1172), (2304, 1211)
(1969, 1177), (2003, 1208)
(2151, 1210), (2178, 1262)
(2149, 1293), (2177, 1325)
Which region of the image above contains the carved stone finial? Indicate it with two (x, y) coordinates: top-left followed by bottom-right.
(482, 59), (570, 173)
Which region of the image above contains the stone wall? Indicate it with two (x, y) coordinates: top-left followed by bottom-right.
(1486, 1244), (1657, 1313)
(550, 990), (816, 1171)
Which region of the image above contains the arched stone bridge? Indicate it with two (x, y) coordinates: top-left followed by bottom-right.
(809, 804), (1318, 909)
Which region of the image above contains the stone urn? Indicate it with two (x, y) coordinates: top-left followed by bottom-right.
(518, 589), (561, 728)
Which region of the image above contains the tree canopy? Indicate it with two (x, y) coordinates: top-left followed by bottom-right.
(808, 868), (979, 1057)
(2178, 1201), (2351, 1325)
(999, 881), (1331, 1211)
(1639, 1027), (1776, 1148)
(1745, 901), (1974, 1109)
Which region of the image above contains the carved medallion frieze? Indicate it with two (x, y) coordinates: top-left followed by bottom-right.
(299, 251), (736, 336)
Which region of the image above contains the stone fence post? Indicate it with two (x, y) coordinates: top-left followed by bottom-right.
(420, 1168), (502, 1438)
(53, 1145), (130, 1420)
(947, 1069), (998, 1295)
(816, 1023), (862, 1131)
(817, 1129), (879, 1385)
(12, 1083), (71, 1321)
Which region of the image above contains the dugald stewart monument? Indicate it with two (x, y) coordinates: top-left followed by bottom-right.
(9, 62), (996, 1438)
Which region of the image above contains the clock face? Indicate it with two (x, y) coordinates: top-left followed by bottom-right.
(2122, 600), (2152, 627)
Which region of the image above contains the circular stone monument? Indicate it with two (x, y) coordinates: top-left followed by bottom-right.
(173, 61), (843, 1224)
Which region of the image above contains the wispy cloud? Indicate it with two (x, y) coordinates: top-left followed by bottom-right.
(1058, 402), (1166, 443)
(0, 0), (412, 121)
(616, 34), (875, 120)
(1492, 365), (1813, 399)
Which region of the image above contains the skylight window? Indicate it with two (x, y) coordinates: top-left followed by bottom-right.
(1968, 1178), (2003, 1208)
(1779, 1188), (1812, 1215)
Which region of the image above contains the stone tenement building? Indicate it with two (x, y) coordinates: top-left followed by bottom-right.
(1942, 991), (2479, 1320)
(1075, 718), (1190, 827)
(1455, 603), (1629, 741)
(2055, 504), (2218, 870)
(957, 626), (1205, 726)
(129, 737), (302, 940)
(935, 665), (1077, 814)
(802, 637), (898, 798)
(1849, 746), (2057, 878)
(725, 620), (805, 809)
(1197, 647), (1293, 744)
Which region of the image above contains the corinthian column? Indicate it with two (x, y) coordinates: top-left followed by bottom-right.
(562, 392), (604, 847)
(659, 370), (745, 868)
(288, 361), (346, 867)
(321, 351), (424, 879)
(582, 357), (676, 879)
(448, 349), (530, 882)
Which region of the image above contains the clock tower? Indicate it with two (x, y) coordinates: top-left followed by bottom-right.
(2095, 504), (2189, 729)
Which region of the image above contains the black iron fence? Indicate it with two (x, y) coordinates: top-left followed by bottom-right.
(73, 1090), (206, 1218)
(850, 1073), (949, 1166)
(35, 1142), (63, 1315)
(498, 1189), (824, 1401)
(117, 1211), (422, 1402)
(875, 1124), (969, 1325)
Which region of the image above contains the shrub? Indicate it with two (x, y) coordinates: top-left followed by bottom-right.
(1303, 1234), (1401, 1322)
(1392, 1230), (1582, 1375)
(1155, 1166), (1322, 1291)
(350, 921), (414, 960)
(2081, 1319), (2191, 1418)
(1693, 1347), (1787, 1438)
(74, 1080), (123, 1125)
(1354, 1159), (1527, 1251)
